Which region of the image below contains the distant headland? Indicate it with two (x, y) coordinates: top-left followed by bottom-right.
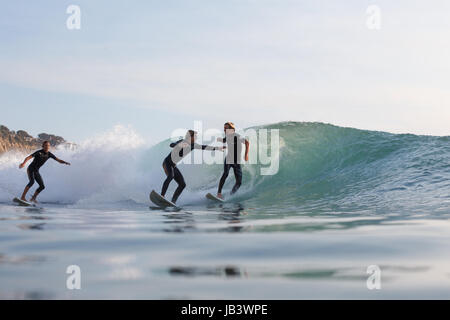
(0, 125), (73, 154)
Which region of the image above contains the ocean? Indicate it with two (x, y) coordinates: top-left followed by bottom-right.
(0, 122), (449, 299)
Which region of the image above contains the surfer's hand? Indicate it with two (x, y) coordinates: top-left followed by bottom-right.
(65, 162), (71, 166)
(19, 163), (25, 169)
(219, 146), (226, 151)
(245, 154), (249, 162)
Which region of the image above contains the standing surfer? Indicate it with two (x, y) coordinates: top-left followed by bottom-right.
(216, 122), (249, 199)
(161, 130), (225, 203)
(19, 141), (70, 203)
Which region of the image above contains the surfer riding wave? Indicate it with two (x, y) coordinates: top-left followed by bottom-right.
(19, 141), (70, 203)
(160, 130), (225, 203)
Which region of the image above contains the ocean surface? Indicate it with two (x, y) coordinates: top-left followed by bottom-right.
(0, 122), (449, 299)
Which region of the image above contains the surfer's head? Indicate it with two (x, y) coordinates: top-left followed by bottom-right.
(185, 130), (198, 143)
(224, 122), (235, 134)
(42, 141), (50, 152)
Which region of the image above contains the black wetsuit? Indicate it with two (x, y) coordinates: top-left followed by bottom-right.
(161, 139), (218, 203)
(26, 149), (57, 193)
(218, 134), (246, 195)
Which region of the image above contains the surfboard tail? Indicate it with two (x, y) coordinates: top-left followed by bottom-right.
(149, 190), (178, 208)
(206, 193), (225, 203)
(13, 197), (35, 207)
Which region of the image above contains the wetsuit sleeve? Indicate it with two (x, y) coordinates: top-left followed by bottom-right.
(49, 152), (57, 160)
(170, 139), (183, 148)
(193, 143), (218, 151)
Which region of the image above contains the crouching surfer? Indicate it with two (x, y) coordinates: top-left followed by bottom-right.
(161, 130), (225, 203)
(19, 141), (70, 203)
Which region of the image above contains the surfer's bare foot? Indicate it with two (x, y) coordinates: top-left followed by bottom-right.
(30, 198), (37, 203)
(20, 197), (27, 201)
(217, 193), (223, 199)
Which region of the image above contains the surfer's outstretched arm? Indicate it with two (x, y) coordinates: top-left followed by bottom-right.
(194, 143), (226, 151)
(19, 155), (33, 169)
(54, 157), (71, 165)
(46, 152), (70, 165)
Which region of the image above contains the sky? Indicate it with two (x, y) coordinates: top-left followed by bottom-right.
(1, 0), (450, 143)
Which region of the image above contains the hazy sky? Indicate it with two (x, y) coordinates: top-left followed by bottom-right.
(1, 0), (449, 143)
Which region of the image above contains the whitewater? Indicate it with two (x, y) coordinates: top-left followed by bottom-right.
(0, 122), (449, 299)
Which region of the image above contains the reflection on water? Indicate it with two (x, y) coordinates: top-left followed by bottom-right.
(167, 264), (430, 282)
(0, 207), (49, 230)
(153, 202), (416, 234)
(162, 212), (196, 233)
(0, 215), (49, 221)
(24, 207), (45, 213)
(18, 223), (46, 231)
(1, 202), (450, 299)
(169, 265), (246, 278)
(160, 203), (251, 233)
(208, 203), (247, 214)
(0, 253), (45, 265)
(0, 291), (54, 300)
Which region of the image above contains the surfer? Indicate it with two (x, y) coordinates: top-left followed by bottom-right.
(216, 122), (249, 199)
(161, 130), (225, 203)
(19, 141), (70, 203)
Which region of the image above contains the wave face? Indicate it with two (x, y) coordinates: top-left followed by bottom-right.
(0, 122), (449, 215)
(243, 122), (450, 215)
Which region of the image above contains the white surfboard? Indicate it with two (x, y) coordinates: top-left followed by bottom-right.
(149, 190), (178, 208)
(13, 197), (35, 207)
(206, 192), (225, 203)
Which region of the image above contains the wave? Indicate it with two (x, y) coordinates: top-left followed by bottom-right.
(243, 122), (450, 215)
(0, 122), (448, 215)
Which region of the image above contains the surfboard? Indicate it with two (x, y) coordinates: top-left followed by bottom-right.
(206, 193), (225, 203)
(149, 190), (178, 208)
(13, 197), (35, 207)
